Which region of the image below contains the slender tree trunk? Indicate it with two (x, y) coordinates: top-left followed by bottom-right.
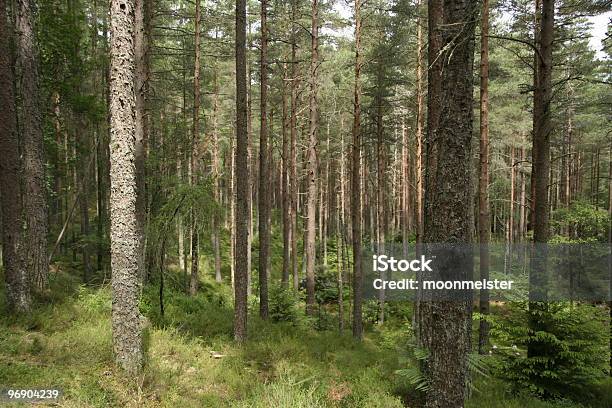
(109, 0), (143, 374)
(189, 0), (202, 296)
(351, 0), (363, 340)
(376, 88), (386, 324)
(230, 135), (236, 289)
(337, 194), (344, 333)
(234, 0), (249, 342)
(282, 65), (292, 286)
(478, 0), (491, 354)
(290, 0), (300, 290)
(608, 144), (611, 376)
(415, 1), (425, 247)
(134, 0), (149, 282)
(246, 39), (253, 298)
(401, 117), (411, 256)
(258, 0), (270, 319)
(419, 0), (477, 405)
(0, 1), (30, 312)
(305, 0), (319, 316)
(77, 121), (91, 282)
(508, 146), (516, 244)
(212, 63), (222, 283)
(16, 0), (49, 291)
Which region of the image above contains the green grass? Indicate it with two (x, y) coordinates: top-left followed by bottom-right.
(0, 263), (610, 407)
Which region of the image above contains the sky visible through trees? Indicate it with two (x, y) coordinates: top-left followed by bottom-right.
(0, 0), (611, 406)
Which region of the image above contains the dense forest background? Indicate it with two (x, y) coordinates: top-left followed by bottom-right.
(0, 0), (611, 406)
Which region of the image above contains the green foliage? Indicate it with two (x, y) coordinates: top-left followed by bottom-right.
(268, 284), (303, 324)
(551, 201), (610, 242)
(492, 302), (608, 400)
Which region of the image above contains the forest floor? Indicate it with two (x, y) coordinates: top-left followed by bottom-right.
(1, 264), (611, 407)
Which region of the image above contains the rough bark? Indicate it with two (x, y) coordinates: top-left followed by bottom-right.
(529, 0), (541, 232)
(234, 0), (249, 342)
(528, 0), (554, 359)
(305, 0), (319, 316)
(0, 0), (30, 312)
(109, 0), (143, 375)
(16, 0), (49, 291)
(419, 0), (477, 405)
(258, 0), (270, 319)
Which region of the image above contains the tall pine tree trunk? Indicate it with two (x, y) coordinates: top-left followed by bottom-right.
(189, 0), (202, 296)
(351, 0), (363, 340)
(528, 0), (554, 360)
(258, 0), (270, 318)
(290, 0), (300, 290)
(212, 62), (222, 283)
(0, 1), (30, 312)
(281, 65), (292, 286)
(134, 0), (150, 282)
(109, 0), (143, 375)
(419, 0), (477, 404)
(305, 0), (319, 316)
(234, 0), (249, 342)
(478, 0), (491, 354)
(16, 0), (49, 291)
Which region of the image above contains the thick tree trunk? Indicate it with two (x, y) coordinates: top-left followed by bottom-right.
(109, 0), (143, 375)
(258, 0), (270, 319)
(529, 0), (554, 359)
(16, 0), (49, 291)
(478, 0), (491, 355)
(0, 1), (30, 312)
(351, 0), (363, 340)
(305, 0), (319, 316)
(419, 0), (477, 405)
(234, 0), (249, 342)
(529, 0), (542, 233)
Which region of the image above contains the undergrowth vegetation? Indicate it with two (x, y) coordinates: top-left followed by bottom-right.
(1, 265), (611, 407)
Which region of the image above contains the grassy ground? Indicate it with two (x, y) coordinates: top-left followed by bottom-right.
(1, 265), (611, 407)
